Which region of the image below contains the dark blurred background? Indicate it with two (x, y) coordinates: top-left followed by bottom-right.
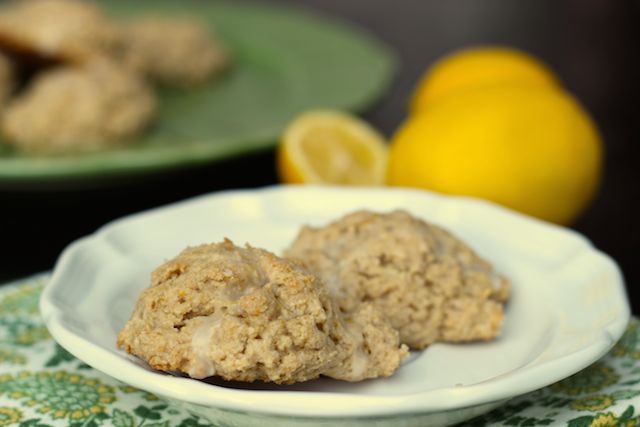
(1, 0), (638, 308)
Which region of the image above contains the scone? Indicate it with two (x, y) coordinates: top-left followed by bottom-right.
(2, 59), (157, 154)
(285, 210), (510, 349)
(118, 240), (407, 384)
(0, 0), (121, 64)
(116, 18), (229, 87)
(323, 302), (409, 380)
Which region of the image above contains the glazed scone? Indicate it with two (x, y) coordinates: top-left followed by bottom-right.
(0, 52), (14, 109)
(285, 210), (511, 349)
(0, 0), (121, 64)
(324, 302), (409, 380)
(117, 240), (407, 384)
(117, 18), (229, 87)
(2, 59), (157, 154)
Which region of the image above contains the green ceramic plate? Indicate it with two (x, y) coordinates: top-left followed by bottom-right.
(0, 0), (396, 184)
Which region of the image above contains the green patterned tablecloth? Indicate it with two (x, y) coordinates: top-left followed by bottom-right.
(0, 274), (638, 427)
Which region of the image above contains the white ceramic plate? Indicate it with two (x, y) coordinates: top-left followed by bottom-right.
(40, 186), (630, 427)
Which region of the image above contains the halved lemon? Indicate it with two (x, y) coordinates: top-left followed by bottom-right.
(277, 110), (388, 185)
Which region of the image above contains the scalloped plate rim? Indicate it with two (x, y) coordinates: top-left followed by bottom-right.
(40, 186), (630, 419)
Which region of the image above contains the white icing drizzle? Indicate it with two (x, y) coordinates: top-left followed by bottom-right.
(187, 313), (221, 379)
(343, 320), (369, 380)
(325, 268), (345, 297)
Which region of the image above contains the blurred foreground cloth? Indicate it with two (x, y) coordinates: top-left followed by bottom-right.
(1, 274), (639, 427)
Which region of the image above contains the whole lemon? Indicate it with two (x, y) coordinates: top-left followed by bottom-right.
(388, 85), (602, 225)
(411, 47), (560, 113)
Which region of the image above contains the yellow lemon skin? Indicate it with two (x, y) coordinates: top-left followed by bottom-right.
(277, 144), (304, 184)
(389, 85), (602, 225)
(411, 47), (560, 113)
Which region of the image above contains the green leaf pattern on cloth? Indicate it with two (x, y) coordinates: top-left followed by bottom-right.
(0, 274), (637, 426)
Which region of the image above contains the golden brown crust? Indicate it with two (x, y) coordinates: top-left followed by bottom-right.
(1, 59), (156, 153)
(118, 240), (406, 384)
(285, 210), (510, 349)
(116, 18), (229, 87)
(0, 0), (122, 64)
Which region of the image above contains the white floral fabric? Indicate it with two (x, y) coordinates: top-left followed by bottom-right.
(0, 274), (638, 427)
